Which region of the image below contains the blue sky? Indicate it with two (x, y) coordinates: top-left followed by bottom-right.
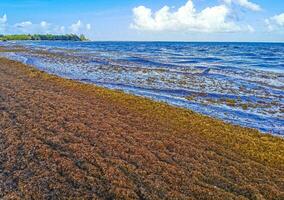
(0, 0), (283, 42)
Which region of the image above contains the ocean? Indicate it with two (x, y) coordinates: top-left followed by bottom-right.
(0, 41), (283, 135)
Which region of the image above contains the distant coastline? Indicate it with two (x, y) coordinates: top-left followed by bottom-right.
(0, 34), (88, 41)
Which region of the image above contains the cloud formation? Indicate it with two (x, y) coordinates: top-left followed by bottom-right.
(0, 14), (8, 32)
(0, 14), (7, 24)
(265, 13), (284, 31)
(70, 20), (82, 33)
(69, 20), (91, 34)
(131, 0), (253, 33)
(15, 21), (32, 29)
(0, 14), (92, 35)
(224, 0), (261, 11)
(40, 21), (49, 28)
(86, 23), (91, 31)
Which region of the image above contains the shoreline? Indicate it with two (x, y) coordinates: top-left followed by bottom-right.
(0, 42), (282, 135)
(0, 57), (283, 199)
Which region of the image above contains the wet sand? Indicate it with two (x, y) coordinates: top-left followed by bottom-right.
(0, 57), (283, 199)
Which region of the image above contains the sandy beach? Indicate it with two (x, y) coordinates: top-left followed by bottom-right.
(0, 57), (283, 199)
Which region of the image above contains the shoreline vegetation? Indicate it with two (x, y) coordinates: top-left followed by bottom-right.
(0, 34), (88, 41)
(0, 56), (283, 199)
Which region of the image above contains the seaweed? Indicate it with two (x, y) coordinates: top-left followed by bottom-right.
(0, 57), (283, 199)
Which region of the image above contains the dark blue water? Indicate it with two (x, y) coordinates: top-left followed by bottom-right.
(1, 41), (283, 135)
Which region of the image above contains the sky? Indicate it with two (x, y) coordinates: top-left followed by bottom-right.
(0, 0), (284, 42)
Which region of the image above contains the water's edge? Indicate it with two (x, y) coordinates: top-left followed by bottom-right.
(1, 41), (283, 135)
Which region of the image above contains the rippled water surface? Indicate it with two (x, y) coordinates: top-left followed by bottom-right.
(1, 41), (283, 135)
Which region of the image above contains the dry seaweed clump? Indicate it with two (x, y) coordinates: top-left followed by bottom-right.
(0, 57), (284, 199)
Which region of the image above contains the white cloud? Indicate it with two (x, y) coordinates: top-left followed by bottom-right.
(0, 13), (92, 35)
(0, 14), (92, 35)
(0, 14), (7, 24)
(86, 23), (91, 30)
(271, 13), (284, 27)
(70, 20), (82, 33)
(265, 13), (284, 31)
(69, 20), (91, 34)
(15, 21), (33, 28)
(224, 0), (261, 11)
(0, 14), (8, 33)
(14, 21), (35, 33)
(60, 26), (65, 33)
(39, 21), (53, 34)
(247, 25), (255, 33)
(13, 20), (62, 34)
(40, 21), (49, 28)
(131, 0), (253, 33)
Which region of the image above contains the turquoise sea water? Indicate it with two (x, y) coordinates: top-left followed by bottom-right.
(1, 41), (283, 135)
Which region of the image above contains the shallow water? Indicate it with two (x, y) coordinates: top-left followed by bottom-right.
(0, 41), (283, 135)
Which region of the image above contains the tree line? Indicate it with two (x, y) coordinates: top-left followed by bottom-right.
(0, 34), (88, 41)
